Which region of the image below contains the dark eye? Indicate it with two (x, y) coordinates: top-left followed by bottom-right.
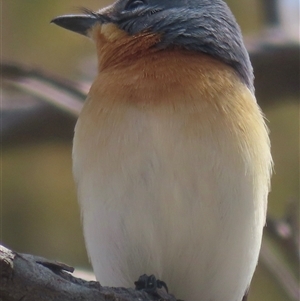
(125, 0), (146, 10)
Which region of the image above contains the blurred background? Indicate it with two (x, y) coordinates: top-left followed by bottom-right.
(2, 1), (299, 300)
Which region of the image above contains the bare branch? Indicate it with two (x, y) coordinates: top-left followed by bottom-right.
(2, 63), (84, 116)
(0, 245), (178, 301)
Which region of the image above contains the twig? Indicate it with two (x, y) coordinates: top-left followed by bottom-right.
(260, 240), (300, 301)
(0, 245), (177, 301)
(2, 63), (85, 117)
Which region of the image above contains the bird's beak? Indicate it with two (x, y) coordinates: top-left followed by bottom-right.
(51, 13), (110, 36)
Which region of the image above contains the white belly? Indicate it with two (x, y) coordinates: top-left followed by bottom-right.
(73, 95), (271, 301)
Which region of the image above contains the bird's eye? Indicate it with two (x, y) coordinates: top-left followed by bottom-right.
(125, 0), (146, 11)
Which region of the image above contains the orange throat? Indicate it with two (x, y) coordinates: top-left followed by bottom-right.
(88, 22), (250, 108)
(91, 23), (161, 71)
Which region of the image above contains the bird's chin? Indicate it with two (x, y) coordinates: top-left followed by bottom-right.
(91, 23), (128, 43)
(91, 24), (161, 71)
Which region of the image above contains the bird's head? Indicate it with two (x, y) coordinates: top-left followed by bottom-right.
(52, 0), (253, 91)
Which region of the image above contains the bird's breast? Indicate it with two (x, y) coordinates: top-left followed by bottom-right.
(74, 51), (270, 195)
(72, 52), (272, 300)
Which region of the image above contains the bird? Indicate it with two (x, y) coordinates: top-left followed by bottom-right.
(52, 1), (272, 300)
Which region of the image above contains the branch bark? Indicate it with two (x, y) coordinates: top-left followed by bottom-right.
(0, 245), (177, 301)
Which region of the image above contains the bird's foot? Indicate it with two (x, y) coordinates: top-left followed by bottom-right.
(134, 274), (169, 293)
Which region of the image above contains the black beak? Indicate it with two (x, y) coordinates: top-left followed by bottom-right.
(51, 14), (109, 36)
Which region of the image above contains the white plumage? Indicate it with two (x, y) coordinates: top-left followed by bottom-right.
(73, 50), (272, 300)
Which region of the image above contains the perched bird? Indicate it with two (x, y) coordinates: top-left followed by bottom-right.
(52, 0), (272, 300)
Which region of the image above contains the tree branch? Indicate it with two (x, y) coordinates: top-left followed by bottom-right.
(0, 245), (177, 301)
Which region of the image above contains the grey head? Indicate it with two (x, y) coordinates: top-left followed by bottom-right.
(52, 0), (254, 92)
